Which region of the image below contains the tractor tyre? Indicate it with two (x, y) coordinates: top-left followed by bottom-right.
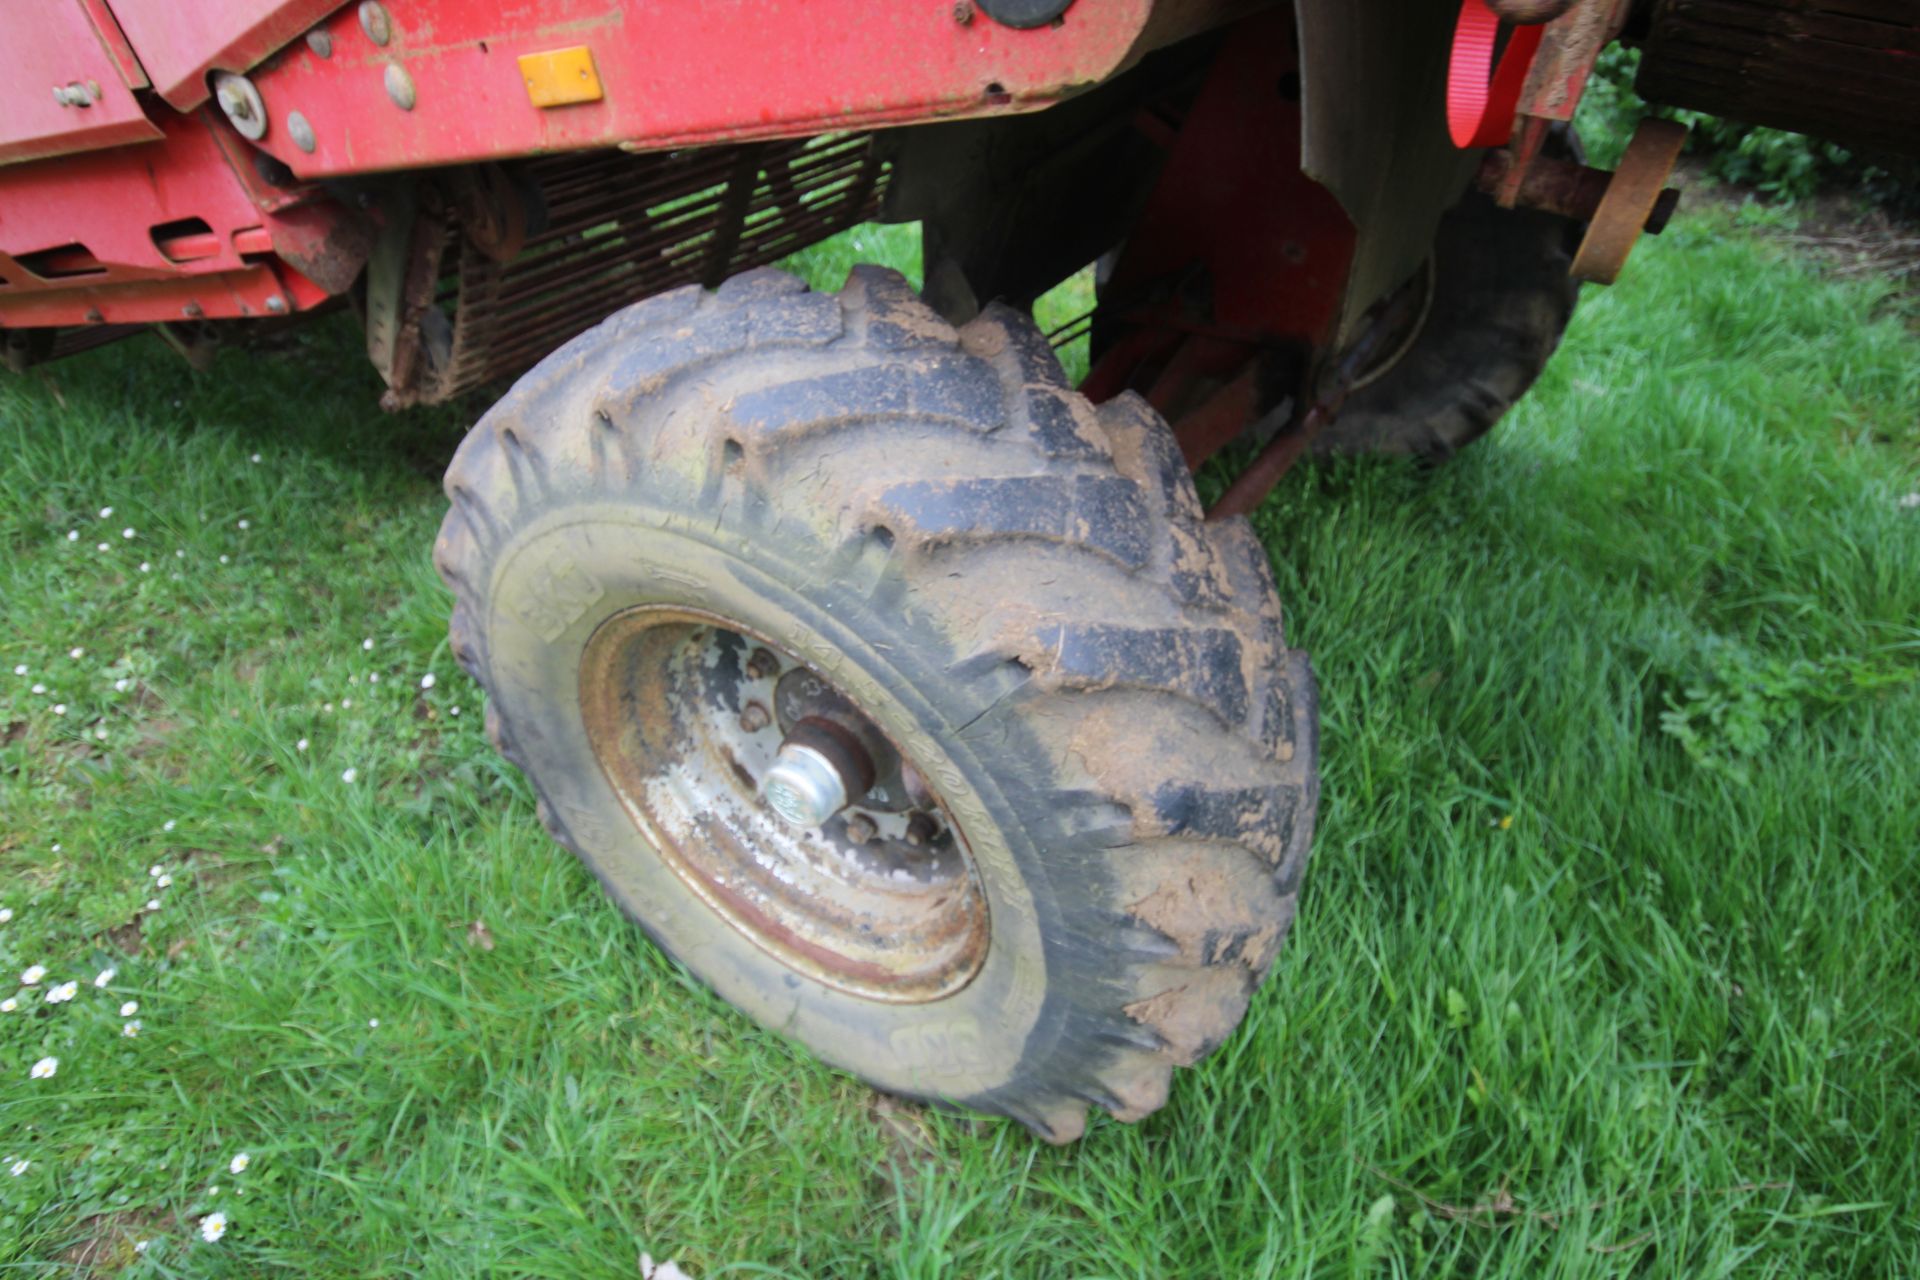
(434, 266), (1318, 1141)
(1311, 189), (1583, 460)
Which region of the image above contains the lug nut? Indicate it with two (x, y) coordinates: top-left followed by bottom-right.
(904, 812), (938, 847)
(745, 647), (780, 681)
(762, 743), (849, 828)
(844, 813), (877, 845)
(738, 701), (771, 732)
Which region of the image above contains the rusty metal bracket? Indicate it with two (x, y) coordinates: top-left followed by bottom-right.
(1570, 118), (1687, 285)
(364, 183), (450, 407)
(1477, 147), (1680, 233)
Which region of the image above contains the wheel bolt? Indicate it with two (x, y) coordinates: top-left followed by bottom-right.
(738, 701), (771, 732)
(844, 813), (877, 845)
(745, 647), (781, 680)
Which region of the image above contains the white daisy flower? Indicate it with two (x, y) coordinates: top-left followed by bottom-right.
(323, 703), (334, 713)
(139, 562), (151, 573)
(20, 965), (45, 985)
(296, 738), (309, 752)
(10, 665), (24, 676)
(175, 549), (185, 558)
(420, 674), (436, 689)
(8, 1160), (27, 1177)
(46, 981), (79, 1003)
(229, 1152), (251, 1174)
(368, 1018), (380, 1028)
(219, 555), (230, 564)
(250, 453), (262, 463)
(93, 967), (115, 988)
(30, 683), (45, 694)
(122, 528), (135, 539)
(0, 907), (11, 923)
(66, 530), (79, 542)
(341, 698), (352, 708)
(114, 678), (130, 692)
(146, 898), (162, 911)
(237, 519), (250, 530)
(362, 638), (374, 651)
(52, 704), (66, 716)
(368, 673), (379, 684)
(149, 865), (164, 878)
(94, 728), (108, 741)
(155, 874), (173, 888)
(120, 1000), (139, 1017)
(450, 706), (461, 717)
(0, 999), (16, 1013)
(29, 1057), (57, 1079)
(69, 648), (84, 659)
(97, 542), (110, 552)
(162, 819), (176, 832)
(341, 768), (358, 783)
(199, 1211), (227, 1243)
(99, 506), (113, 519)
(135, 1240), (150, 1253)
(123, 1020), (141, 1037)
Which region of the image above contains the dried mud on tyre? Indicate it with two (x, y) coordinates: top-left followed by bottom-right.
(436, 265), (1319, 1140)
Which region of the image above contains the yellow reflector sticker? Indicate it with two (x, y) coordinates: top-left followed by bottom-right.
(518, 46), (603, 108)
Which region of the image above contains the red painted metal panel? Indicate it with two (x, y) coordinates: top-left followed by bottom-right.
(1092, 12), (1356, 350)
(75, 0), (151, 89)
(103, 0), (346, 111)
(0, 264), (309, 328)
(238, 0), (1158, 178)
(0, 111), (341, 326)
(0, 0), (162, 166)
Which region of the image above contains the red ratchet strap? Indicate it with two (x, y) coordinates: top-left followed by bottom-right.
(1447, 0), (1545, 148)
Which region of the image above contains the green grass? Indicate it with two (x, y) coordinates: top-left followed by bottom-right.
(2, 210), (1917, 1276)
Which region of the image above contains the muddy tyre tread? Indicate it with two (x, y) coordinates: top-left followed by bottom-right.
(435, 266), (1316, 1140)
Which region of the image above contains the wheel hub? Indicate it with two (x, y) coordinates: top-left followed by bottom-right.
(578, 607), (988, 1003)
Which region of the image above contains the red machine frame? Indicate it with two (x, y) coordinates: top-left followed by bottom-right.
(2, 0), (1657, 467)
(1, 0), (1200, 331)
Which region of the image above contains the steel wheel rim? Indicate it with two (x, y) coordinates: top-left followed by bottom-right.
(578, 605), (990, 1003)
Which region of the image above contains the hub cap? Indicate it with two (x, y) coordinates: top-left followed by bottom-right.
(578, 607), (989, 1003)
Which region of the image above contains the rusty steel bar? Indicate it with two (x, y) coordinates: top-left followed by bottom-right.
(1477, 149), (1681, 233)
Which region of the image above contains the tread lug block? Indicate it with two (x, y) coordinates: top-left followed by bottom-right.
(1019, 623), (1251, 729)
(1147, 780), (1308, 867)
(1207, 517), (1286, 630)
(605, 283), (703, 342)
(1089, 1061), (1171, 1124)
(870, 475), (1152, 570)
(433, 265), (1319, 1140)
(844, 265), (959, 350)
(1115, 841), (1293, 976)
(601, 309), (753, 403)
(1124, 967), (1257, 1066)
(726, 359), (1007, 444)
(969, 302), (1072, 392)
(1022, 386), (1113, 461)
(715, 267), (810, 304)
